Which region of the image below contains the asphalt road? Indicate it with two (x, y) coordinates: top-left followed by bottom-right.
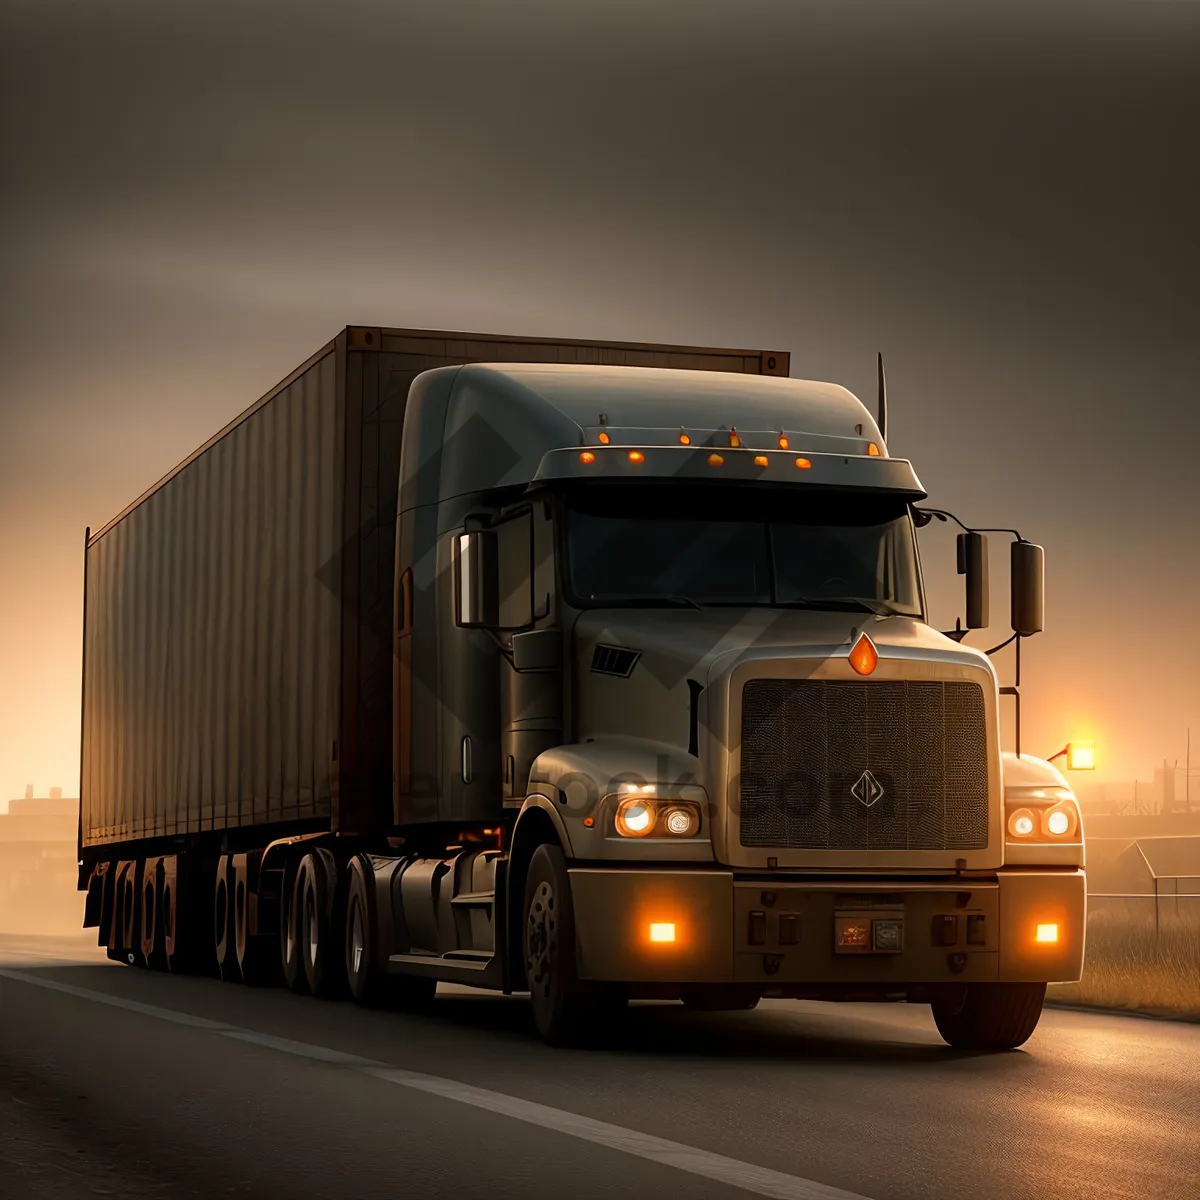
(1, 934), (1196, 1200)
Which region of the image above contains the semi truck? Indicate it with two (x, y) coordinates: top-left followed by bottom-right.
(78, 325), (1086, 1049)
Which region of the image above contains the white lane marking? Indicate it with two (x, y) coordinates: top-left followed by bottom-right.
(362, 1064), (870, 1200)
(0, 967), (873, 1200)
(0, 968), (234, 1030)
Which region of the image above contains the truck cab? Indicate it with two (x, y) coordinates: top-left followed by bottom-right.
(387, 362), (1086, 1046)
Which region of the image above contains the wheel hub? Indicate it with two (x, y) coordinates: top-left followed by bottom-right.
(526, 880), (557, 997)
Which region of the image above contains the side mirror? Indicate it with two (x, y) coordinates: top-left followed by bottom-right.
(956, 531), (989, 629)
(454, 530), (498, 627)
(1011, 541), (1045, 636)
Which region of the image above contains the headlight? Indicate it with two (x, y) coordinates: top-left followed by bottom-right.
(1008, 808), (1037, 838)
(615, 798), (656, 838)
(1004, 788), (1081, 842)
(612, 795), (702, 839)
(663, 806), (700, 837)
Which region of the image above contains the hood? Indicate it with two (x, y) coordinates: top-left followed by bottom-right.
(569, 606), (991, 751)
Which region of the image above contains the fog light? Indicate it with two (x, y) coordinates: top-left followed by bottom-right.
(1035, 923), (1059, 944)
(649, 923), (676, 943)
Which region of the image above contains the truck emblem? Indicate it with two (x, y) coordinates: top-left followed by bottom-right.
(850, 769), (884, 808)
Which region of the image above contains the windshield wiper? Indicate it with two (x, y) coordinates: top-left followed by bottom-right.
(780, 596), (908, 616)
(586, 592), (704, 609)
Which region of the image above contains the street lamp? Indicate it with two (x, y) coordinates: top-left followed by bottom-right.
(1047, 740), (1096, 771)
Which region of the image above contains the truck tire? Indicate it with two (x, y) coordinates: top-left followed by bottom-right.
(931, 982), (1046, 1050)
(344, 857), (436, 1011)
(523, 843), (624, 1046)
(213, 855), (242, 983)
(139, 860), (164, 969)
(344, 856), (386, 1005)
(297, 851), (345, 998)
(278, 860), (308, 995)
(680, 985), (761, 1011)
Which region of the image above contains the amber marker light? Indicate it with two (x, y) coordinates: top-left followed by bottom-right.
(1067, 741), (1096, 771)
(1035, 924), (1059, 944)
(679, 429), (691, 445)
(579, 451), (596, 464)
(729, 428), (741, 447)
(848, 632), (879, 676)
(867, 442), (881, 456)
(778, 434), (789, 449)
(628, 450), (645, 464)
(582, 816), (595, 828)
(649, 923), (676, 944)
(795, 457), (812, 470)
(753, 455), (769, 467)
(708, 453), (724, 466)
(598, 431), (610, 444)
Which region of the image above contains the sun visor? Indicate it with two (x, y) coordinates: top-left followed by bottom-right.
(532, 446), (927, 498)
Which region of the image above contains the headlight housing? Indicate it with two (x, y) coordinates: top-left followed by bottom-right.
(611, 786), (703, 839)
(1004, 786), (1081, 842)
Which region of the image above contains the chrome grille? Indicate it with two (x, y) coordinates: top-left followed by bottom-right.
(738, 679), (989, 851)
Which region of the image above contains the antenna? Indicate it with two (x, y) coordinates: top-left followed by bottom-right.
(876, 351), (888, 442)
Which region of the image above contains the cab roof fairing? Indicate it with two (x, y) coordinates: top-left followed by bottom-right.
(397, 362), (906, 511)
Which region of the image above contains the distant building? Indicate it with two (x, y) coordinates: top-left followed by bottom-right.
(0, 785), (80, 933)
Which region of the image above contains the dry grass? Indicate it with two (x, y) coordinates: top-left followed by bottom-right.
(1049, 904), (1200, 1021)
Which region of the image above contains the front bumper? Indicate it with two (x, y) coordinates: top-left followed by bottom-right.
(568, 867), (1085, 986)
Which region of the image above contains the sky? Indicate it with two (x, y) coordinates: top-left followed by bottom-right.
(1, 0), (1198, 808)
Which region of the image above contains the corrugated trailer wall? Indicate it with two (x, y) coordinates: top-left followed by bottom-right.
(81, 326), (789, 852)
(81, 350), (345, 847)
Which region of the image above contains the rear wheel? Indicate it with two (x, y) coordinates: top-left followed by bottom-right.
(278, 859), (308, 994)
(213, 855), (241, 983)
(296, 850), (345, 998)
(344, 857), (435, 1011)
(139, 860), (164, 969)
(524, 843), (624, 1046)
(931, 982), (1046, 1050)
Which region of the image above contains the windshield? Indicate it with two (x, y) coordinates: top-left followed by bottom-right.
(564, 484), (923, 615)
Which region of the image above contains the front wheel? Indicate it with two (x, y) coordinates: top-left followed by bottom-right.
(931, 982), (1046, 1050)
(524, 843), (624, 1046)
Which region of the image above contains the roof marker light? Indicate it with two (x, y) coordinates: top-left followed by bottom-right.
(628, 450), (644, 464)
(848, 632), (878, 676)
(729, 428), (741, 448)
(679, 429), (691, 445)
(795, 457), (812, 470)
(580, 451), (596, 464)
(778, 434), (789, 449)
(753, 455), (769, 467)
(867, 442), (881, 456)
(598, 431), (610, 444)
(708, 453), (724, 467)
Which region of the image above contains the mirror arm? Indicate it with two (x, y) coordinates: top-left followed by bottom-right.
(984, 632), (1018, 656)
(997, 633), (1025, 757)
(483, 628), (516, 665)
(914, 506), (1027, 543)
